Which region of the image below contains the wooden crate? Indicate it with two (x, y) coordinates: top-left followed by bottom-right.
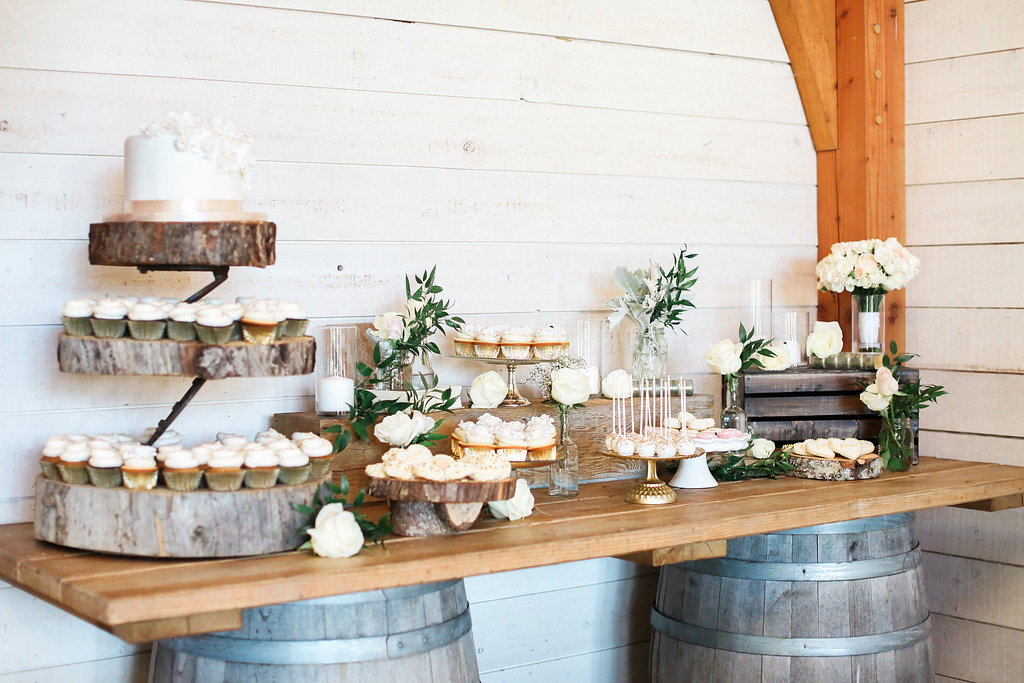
(738, 367), (920, 445)
(272, 395), (713, 491)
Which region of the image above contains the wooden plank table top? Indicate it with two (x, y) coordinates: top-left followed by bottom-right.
(1, 457), (1022, 643)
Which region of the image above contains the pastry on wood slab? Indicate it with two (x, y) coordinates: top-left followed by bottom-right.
(784, 438), (883, 480)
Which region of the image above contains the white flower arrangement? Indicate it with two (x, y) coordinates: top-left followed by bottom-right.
(606, 248), (698, 333)
(816, 238), (920, 295)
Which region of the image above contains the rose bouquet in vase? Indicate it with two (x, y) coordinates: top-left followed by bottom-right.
(859, 342), (946, 471)
(704, 324), (779, 433)
(606, 248), (699, 379)
(816, 238), (920, 352)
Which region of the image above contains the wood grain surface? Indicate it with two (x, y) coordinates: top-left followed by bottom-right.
(57, 334), (315, 379)
(367, 477), (514, 503)
(1, 457), (1022, 642)
(88, 221), (276, 267)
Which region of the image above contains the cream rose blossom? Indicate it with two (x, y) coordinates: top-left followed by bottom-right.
(806, 321), (843, 359)
(488, 479), (535, 521)
(704, 339), (743, 375)
(470, 371), (508, 409)
(370, 311), (406, 340)
(374, 412), (420, 447)
(751, 438), (776, 459)
(601, 369), (633, 399)
(758, 345), (791, 372)
(860, 383), (891, 411)
(875, 367), (899, 397)
(551, 368), (591, 406)
(306, 504), (364, 558)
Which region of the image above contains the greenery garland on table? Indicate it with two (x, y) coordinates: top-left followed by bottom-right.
(708, 437), (796, 481)
(294, 472), (393, 551)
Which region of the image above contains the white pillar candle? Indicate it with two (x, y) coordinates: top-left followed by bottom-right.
(584, 365), (601, 396)
(316, 375), (354, 415)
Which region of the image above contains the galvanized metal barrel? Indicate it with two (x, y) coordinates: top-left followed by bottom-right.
(150, 579), (478, 682)
(651, 513), (932, 682)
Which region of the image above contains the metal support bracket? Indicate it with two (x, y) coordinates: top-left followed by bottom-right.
(146, 377), (207, 446)
(135, 265), (230, 303)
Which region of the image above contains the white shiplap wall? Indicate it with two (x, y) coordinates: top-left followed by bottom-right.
(905, 1), (1024, 681)
(0, 0), (815, 679)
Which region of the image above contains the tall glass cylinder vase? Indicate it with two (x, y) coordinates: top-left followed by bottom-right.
(410, 348), (436, 392)
(633, 325), (668, 380)
(720, 374), (747, 434)
(316, 325), (356, 417)
(879, 416), (915, 471)
(549, 410), (579, 497)
(852, 291), (886, 352)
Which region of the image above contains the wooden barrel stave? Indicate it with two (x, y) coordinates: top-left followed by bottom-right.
(151, 581), (478, 682)
(651, 514), (931, 682)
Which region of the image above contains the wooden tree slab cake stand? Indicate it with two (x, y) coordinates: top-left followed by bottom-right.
(367, 477), (515, 536)
(602, 450), (705, 505)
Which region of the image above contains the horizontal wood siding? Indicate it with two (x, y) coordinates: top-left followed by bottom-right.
(906, 1), (1024, 680)
(0, 0), (813, 680)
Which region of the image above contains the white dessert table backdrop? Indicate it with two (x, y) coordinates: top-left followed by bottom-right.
(0, 0), (818, 680)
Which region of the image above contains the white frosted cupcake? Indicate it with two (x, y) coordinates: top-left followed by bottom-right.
(218, 434), (249, 451)
(277, 446), (311, 485)
(90, 298), (128, 339)
(500, 325), (534, 360)
(221, 302), (244, 341)
(62, 298), (94, 336)
(300, 437), (335, 478)
(195, 306), (233, 345)
(162, 450), (204, 491)
(87, 449), (124, 488)
(278, 301), (309, 338)
(241, 305), (279, 344)
(462, 424), (497, 458)
(190, 444), (213, 468)
(243, 447), (280, 488)
(167, 303), (199, 341)
(473, 326), (502, 359)
(121, 454), (159, 490)
(532, 324), (565, 360)
(40, 436), (67, 480)
(57, 442), (90, 484)
(494, 423), (528, 462)
(453, 324), (480, 358)
(205, 448), (245, 491)
(525, 415), (557, 460)
(255, 428), (285, 444)
(127, 302), (167, 340)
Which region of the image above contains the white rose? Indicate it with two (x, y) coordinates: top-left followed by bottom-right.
(875, 367), (899, 397)
(370, 311), (406, 340)
(306, 504), (364, 558)
(860, 384), (891, 411)
(601, 369), (633, 399)
(758, 345), (791, 371)
(488, 479), (535, 521)
(751, 438), (776, 459)
(409, 410), (436, 436)
(374, 412), (420, 447)
(806, 321), (843, 359)
(704, 339), (743, 375)
(551, 368), (591, 406)
(470, 371), (508, 409)
(403, 298), (425, 320)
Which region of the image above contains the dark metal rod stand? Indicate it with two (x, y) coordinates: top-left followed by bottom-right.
(145, 377), (207, 446)
(135, 265), (230, 303)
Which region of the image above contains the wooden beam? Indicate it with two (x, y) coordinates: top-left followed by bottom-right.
(615, 540), (727, 567)
(111, 610), (243, 644)
(953, 494), (1024, 513)
(769, 0), (838, 151)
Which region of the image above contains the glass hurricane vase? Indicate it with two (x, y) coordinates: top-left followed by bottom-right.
(720, 374), (747, 434)
(633, 325), (668, 380)
(879, 416), (915, 471)
(549, 409), (579, 497)
(852, 291), (886, 353)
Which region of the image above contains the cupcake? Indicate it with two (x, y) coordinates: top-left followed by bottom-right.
(290, 432), (319, 444)
(500, 325), (534, 360)
(256, 428), (286, 445)
(57, 442), (90, 484)
(453, 324), (480, 357)
(264, 437), (294, 453)
(473, 326), (502, 359)
(461, 424), (497, 458)
(40, 436), (67, 480)
(221, 302), (245, 341)
(218, 434), (249, 451)
(86, 449), (124, 488)
(533, 324), (565, 360)
(525, 415), (557, 460)
(61, 299), (94, 336)
(277, 446), (311, 485)
(241, 305), (279, 344)
(190, 444), (213, 468)
(162, 450), (204, 492)
(167, 303), (199, 341)
(494, 423), (528, 462)
(90, 298), (128, 339)
(300, 437), (335, 478)
(121, 454), (159, 490)
(204, 448), (245, 491)
(126, 303), (167, 340)
(243, 447), (280, 489)
(194, 306), (234, 345)
(278, 301), (309, 338)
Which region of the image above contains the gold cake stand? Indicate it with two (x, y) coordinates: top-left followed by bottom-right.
(602, 448), (705, 505)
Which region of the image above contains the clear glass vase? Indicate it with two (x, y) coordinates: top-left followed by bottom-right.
(852, 291), (886, 353)
(879, 416), (915, 471)
(549, 410), (579, 497)
(410, 348), (436, 391)
(633, 325), (668, 380)
(720, 374), (747, 434)
(365, 331), (414, 392)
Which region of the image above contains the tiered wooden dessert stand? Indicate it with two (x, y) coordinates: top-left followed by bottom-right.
(37, 220), (321, 558)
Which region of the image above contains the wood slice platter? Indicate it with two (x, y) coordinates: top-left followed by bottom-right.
(57, 334), (314, 379)
(89, 221), (276, 267)
(368, 477), (515, 537)
(786, 453), (883, 481)
(34, 476), (325, 558)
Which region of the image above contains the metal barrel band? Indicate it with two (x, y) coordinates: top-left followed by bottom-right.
(162, 607), (471, 665)
(651, 609), (931, 657)
(683, 546), (920, 582)
(771, 512), (914, 535)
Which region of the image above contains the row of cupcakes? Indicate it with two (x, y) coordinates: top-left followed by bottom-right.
(450, 413), (558, 461)
(40, 429), (334, 492)
(366, 444), (513, 482)
(61, 296), (308, 344)
(453, 324), (569, 361)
